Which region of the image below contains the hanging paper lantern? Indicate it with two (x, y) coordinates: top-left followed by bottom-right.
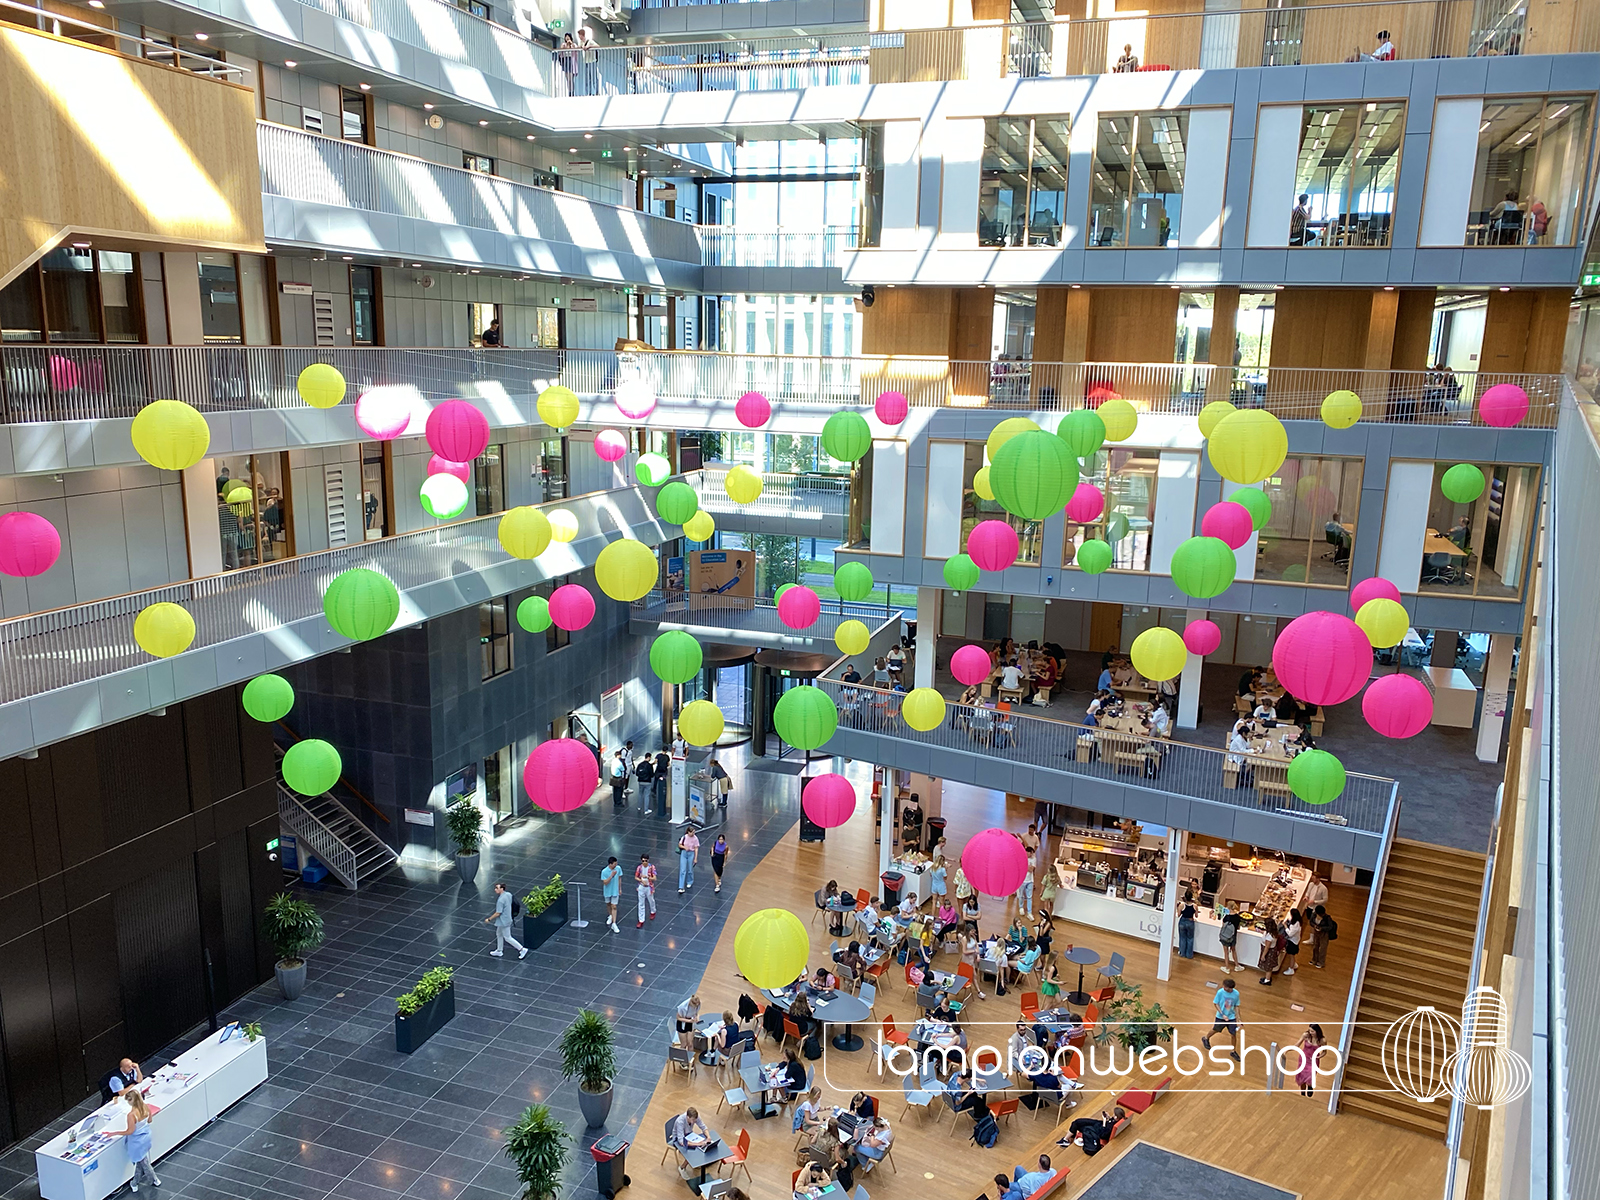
(131, 400), (210, 471)
(420, 473), (470, 520)
(1201, 501), (1255, 550)
(1355, 597), (1410, 648)
(802, 774), (857, 828)
(1065, 482), (1105, 524)
(615, 377), (658, 420)
(1321, 390), (1362, 429)
(241, 674), (294, 723)
(775, 584), (795, 604)
(596, 539), (658, 602)
(683, 510), (715, 542)
(1131, 626), (1187, 681)
(973, 466), (995, 501)
(1208, 410), (1288, 484)
(834, 562), (874, 602)
(985, 417), (1039, 462)
(1479, 383), (1530, 428)
(282, 739), (341, 797)
(777, 585), (821, 629)
(678, 699), (725, 747)
(1350, 576), (1403, 612)
(1057, 409), (1106, 458)
(548, 509), (580, 543)
(1272, 610), (1374, 706)
(224, 484), (254, 509)
(354, 388), (413, 440)
(735, 391), (771, 429)
(944, 553), (980, 591)
(992, 430), (1078, 521)
(1106, 512), (1130, 543)
(1171, 536), (1237, 599)
(536, 385), (580, 430)
(734, 909), (810, 990)
(426, 399), (489, 463)
(594, 429), (630, 463)
(961, 828), (1029, 898)
(1288, 749), (1346, 806)
(427, 455), (471, 483)
(297, 363), (346, 409)
(324, 567), (400, 641)
(517, 595), (552, 632)
(968, 520), (1020, 573)
(951, 644), (991, 687)
(656, 481), (699, 526)
(1198, 400), (1236, 439)
(498, 507), (553, 560)
(835, 619), (871, 657)
(902, 688), (946, 732)
(773, 686), (838, 750)
(874, 390), (909, 425)
(133, 602), (195, 658)
(650, 630), (703, 684)
(549, 583), (596, 630)
(1362, 672), (1434, 739)
(723, 465), (764, 504)
(0, 511), (61, 577)
(1097, 398), (1139, 442)
(1228, 486), (1272, 530)
(1183, 618), (1222, 656)
(822, 411), (872, 463)
(1075, 538), (1113, 574)
(636, 453), (673, 487)
(1441, 463), (1485, 503)
(523, 738), (599, 813)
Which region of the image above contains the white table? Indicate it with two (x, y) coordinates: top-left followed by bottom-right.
(888, 861), (931, 908)
(1424, 666), (1477, 728)
(36, 1031), (269, 1200)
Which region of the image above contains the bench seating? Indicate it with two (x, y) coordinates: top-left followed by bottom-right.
(1024, 1167), (1071, 1199)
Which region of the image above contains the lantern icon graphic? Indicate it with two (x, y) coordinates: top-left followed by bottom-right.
(1381, 1005), (1460, 1103)
(1442, 987), (1532, 1109)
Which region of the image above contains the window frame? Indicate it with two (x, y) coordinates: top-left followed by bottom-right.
(480, 596), (513, 681)
(1064, 447), (1162, 574)
(1252, 455), (1366, 589)
(7, 249), (148, 345)
(976, 115), (1070, 249)
(1454, 93), (1595, 249)
(1396, 458), (1542, 601)
(1286, 100), (1406, 250)
(1088, 110), (1189, 250)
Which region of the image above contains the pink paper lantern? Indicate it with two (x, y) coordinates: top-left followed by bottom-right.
(354, 389), (413, 440)
(426, 399), (490, 463)
(1201, 501), (1254, 550)
(874, 390), (909, 425)
(961, 828), (1029, 898)
(1349, 576), (1402, 612)
(48, 354), (79, 391)
(522, 738), (600, 813)
(549, 583), (596, 631)
(802, 773), (856, 828)
(1086, 384), (1119, 407)
(427, 455), (471, 483)
(1066, 483), (1105, 524)
(595, 429), (630, 462)
(1183, 618), (1222, 656)
(735, 391), (771, 429)
(0, 511), (61, 578)
(1271, 610), (1374, 707)
(777, 585), (821, 630)
(1479, 383), (1530, 428)
(968, 520), (1020, 573)
(951, 644), (991, 687)
(1362, 672), (1435, 739)
(616, 378), (658, 420)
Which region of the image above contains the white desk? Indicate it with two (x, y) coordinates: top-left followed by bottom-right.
(1424, 666), (1477, 728)
(888, 861), (931, 908)
(36, 1031), (269, 1200)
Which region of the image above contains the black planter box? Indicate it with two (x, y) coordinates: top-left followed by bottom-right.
(395, 982), (455, 1054)
(522, 890), (569, 951)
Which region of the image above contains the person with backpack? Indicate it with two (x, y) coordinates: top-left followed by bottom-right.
(1067, 1108), (1124, 1155)
(485, 881), (527, 959)
(609, 751), (627, 809)
(634, 752), (654, 812)
(1309, 903), (1337, 967)
(969, 1091), (1000, 1148)
(620, 740), (635, 799)
(653, 748), (670, 815)
(1218, 905), (1242, 975)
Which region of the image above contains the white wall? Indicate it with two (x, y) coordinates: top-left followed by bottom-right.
(938, 118), (986, 249)
(1246, 105), (1302, 247)
(1150, 450), (1200, 574)
(870, 440), (908, 555)
(1419, 97), (1484, 247)
(1180, 108), (1232, 249)
(1221, 478), (1259, 581)
(923, 441), (967, 558)
(881, 121), (924, 250)
(1375, 460), (1436, 592)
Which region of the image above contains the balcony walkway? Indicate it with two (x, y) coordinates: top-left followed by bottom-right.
(628, 590), (892, 650)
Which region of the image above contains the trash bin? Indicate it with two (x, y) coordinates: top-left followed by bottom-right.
(881, 869), (904, 908)
(590, 1134), (630, 1198)
(925, 815), (948, 854)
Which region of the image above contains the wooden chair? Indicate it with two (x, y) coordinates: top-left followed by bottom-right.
(855, 888), (871, 910)
(953, 961), (977, 998)
(723, 1128), (751, 1184)
(1088, 985), (1116, 1005)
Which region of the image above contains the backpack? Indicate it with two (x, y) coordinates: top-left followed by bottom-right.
(636, 759), (654, 783)
(1218, 920), (1237, 947)
(971, 1111), (999, 1148)
(1080, 1123), (1104, 1155)
(803, 1033), (823, 1060)
(1325, 917), (1339, 942)
(511, 897), (523, 919)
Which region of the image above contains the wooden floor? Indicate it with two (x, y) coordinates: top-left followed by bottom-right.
(632, 762), (1448, 1200)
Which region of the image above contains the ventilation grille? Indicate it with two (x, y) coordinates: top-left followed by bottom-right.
(324, 464), (349, 547)
(313, 292), (336, 346)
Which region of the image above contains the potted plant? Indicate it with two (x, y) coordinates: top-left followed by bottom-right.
(560, 1008), (619, 1128)
(395, 965), (455, 1054)
(1100, 982), (1175, 1053)
(447, 803), (484, 883)
(521, 874), (568, 951)
(263, 892), (324, 1001)
(505, 1104), (571, 1200)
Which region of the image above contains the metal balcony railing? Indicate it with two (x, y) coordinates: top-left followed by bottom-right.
(295, 0), (552, 87)
(630, 589), (892, 638)
(555, 34), (868, 96)
(699, 227), (858, 269)
(695, 467), (850, 518)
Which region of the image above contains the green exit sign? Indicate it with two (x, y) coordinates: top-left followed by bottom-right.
(267, 837), (280, 851)
(550, 17), (564, 28)
(600, 149), (613, 159)
(1585, 273), (1600, 287)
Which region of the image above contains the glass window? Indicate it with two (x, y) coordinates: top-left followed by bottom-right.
(1090, 112), (1186, 248)
(197, 253), (241, 343)
(1256, 456), (1363, 586)
(361, 443), (389, 540)
(0, 271), (43, 342)
(539, 437), (567, 501)
(536, 307), (561, 348)
(1417, 462), (1540, 599)
(97, 252), (140, 342)
(41, 248), (100, 342)
(475, 444), (505, 516)
(977, 117), (1069, 248)
(858, 123), (885, 249)
(464, 154), (495, 175)
(1467, 96), (1591, 247)
(480, 597), (512, 680)
(1066, 448), (1159, 571)
(214, 453), (291, 571)
(341, 88), (368, 142)
(350, 266), (376, 345)
(1291, 102), (1403, 248)
(542, 578), (571, 653)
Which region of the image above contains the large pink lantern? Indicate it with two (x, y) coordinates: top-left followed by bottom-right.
(1066, 483), (1105, 524)
(802, 773), (856, 828)
(961, 828), (1029, 898)
(595, 429), (630, 463)
(874, 390), (909, 426)
(1362, 672), (1434, 739)
(523, 738), (600, 813)
(1271, 610), (1374, 706)
(427, 455), (471, 483)
(426, 399), (490, 463)
(1479, 383), (1530, 429)
(777, 585), (821, 630)
(968, 520), (1020, 573)
(616, 378), (658, 420)
(354, 389), (413, 440)
(549, 583), (596, 631)
(1349, 576), (1403, 612)
(0, 511), (61, 577)
(1201, 501), (1254, 550)
(735, 391), (771, 429)
(49, 354), (79, 391)
(1183, 618), (1222, 656)
(951, 644), (991, 687)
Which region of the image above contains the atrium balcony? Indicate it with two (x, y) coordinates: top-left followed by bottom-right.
(628, 589), (892, 650)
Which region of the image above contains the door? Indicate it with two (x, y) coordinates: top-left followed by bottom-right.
(983, 596), (1012, 642)
(1090, 602), (1123, 657)
(483, 745), (516, 829)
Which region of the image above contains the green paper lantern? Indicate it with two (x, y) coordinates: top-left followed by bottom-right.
(656, 480), (699, 525)
(1075, 539), (1113, 574)
(776, 584), (795, 604)
(1106, 512), (1131, 543)
(282, 738), (342, 797)
(1228, 487), (1272, 530)
(241, 674), (294, 723)
(650, 630), (703, 684)
(944, 554), (980, 591)
(636, 453), (673, 487)
(324, 568), (400, 641)
(517, 595), (552, 632)
(991, 429), (1080, 521)
(1282, 563), (1308, 582)
(1441, 463), (1485, 503)
(1057, 409), (1106, 459)
(1288, 749), (1346, 806)
(1171, 536), (1237, 599)
(834, 562), (874, 602)
(420, 473), (470, 520)
(821, 411), (872, 463)
(773, 686), (838, 750)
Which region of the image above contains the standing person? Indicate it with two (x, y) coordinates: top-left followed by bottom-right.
(557, 33), (578, 96)
(485, 882), (527, 959)
(1257, 918), (1284, 986)
(1309, 904), (1335, 968)
(1528, 195), (1549, 245)
(653, 748), (670, 816)
(675, 994), (701, 1050)
(480, 318), (502, 347)
(620, 741), (636, 801)
(1295, 1024), (1327, 1097)
(635, 853), (657, 927)
(677, 825), (700, 893)
(929, 855), (948, 904)
(1016, 843), (1036, 918)
(578, 25), (599, 95)
(1202, 978), (1243, 1062)
(710, 831), (729, 893)
(600, 856), (622, 933)
(1280, 909), (1303, 976)
(709, 755), (730, 809)
(1177, 890), (1198, 959)
(633, 750), (654, 812)
(1303, 873), (1329, 910)
(1039, 860), (1058, 920)
(609, 751), (627, 809)
(1218, 906), (1242, 975)
(108, 1089), (159, 1191)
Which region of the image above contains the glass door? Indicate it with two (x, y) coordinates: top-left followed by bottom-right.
(483, 745), (517, 830)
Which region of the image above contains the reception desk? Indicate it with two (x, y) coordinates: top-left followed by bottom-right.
(36, 1030), (268, 1200)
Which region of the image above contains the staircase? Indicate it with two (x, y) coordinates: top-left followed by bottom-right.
(277, 785), (398, 890)
(1337, 838), (1486, 1138)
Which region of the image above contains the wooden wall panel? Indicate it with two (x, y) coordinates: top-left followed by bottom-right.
(951, 287), (995, 363)
(1086, 287), (1181, 363)
(1481, 289), (1572, 373)
(1268, 288), (1374, 368)
(1034, 288), (1070, 364)
(862, 287), (956, 356)
(1392, 289), (1436, 371)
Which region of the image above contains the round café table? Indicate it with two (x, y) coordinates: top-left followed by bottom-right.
(1063, 945), (1101, 1006)
(814, 992), (872, 1051)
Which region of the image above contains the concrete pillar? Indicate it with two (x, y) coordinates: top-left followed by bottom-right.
(878, 770), (896, 875)
(1177, 607), (1205, 729)
(915, 587), (941, 689)
(1157, 828), (1184, 981)
(1476, 635), (1515, 763)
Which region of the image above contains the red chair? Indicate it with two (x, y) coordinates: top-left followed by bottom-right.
(1117, 1075), (1173, 1114)
(783, 1017), (804, 1049)
(1019, 990), (1041, 1021)
(954, 961), (977, 996)
(1081, 1002), (1100, 1040)
(1107, 1116), (1131, 1142)
(991, 1096), (1020, 1126)
(882, 1015), (910, 1047)
(724, 1128), (752, 1183)
(855, 888), (871, 910)
(1089, 985), (1117, 1004)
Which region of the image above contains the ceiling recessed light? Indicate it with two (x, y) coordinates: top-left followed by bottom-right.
(71, 241), (91, 249)
(424, 103), (435, 110)
(470, 269), (481, 273)
(342, 256), (353, 261)
(623, 145), (631, 151)
(411, 263), (422, 267)
(1499, 286), (1512, 291)
(570, 147), (578, 152)
(359, 82), (371, 90)
(284, 60), (297, 68)
(526, 135), (535, 141)
(584, 133), (593, 139)
(87, 0), (103, 6)
(1383, 285), (1394, 291)
(479, 120), (489, 127)
(194, 32), (208, 40)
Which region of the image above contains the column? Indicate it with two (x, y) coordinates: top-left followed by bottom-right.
(1430, 631), (1460, 668)
(879, 771), (895, 875)
(1157, 829), (1185, 981)
(1204, 288), (1239, 404)
(1476, 635), (1515, 763)
(915, 587), (941, 689)
(1177, 608), (1204, 730)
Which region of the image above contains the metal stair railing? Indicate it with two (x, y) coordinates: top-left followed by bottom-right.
(276, 786), (361, 890)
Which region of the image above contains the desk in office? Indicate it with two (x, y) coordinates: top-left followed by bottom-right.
(1424, 531), (1469, 558)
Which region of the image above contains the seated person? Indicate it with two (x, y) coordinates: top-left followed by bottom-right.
(933, 897), (960, 936)
(1147, 702), (1171, 738)
(1252, 699), (1277, 720)
(718, 1009), (748, 1057)
(1006, 937), (1041, 988)
(1010, 1154), (1057, 1195)
(1031, 656), (1058, 702)
(1000, 662), (1024, 692)
(856, 899), (882, 938)
(835, 940), (867, 978)
(959, 683), (982, 707)
(1069, 1106), (1127, 1149)
(782, 1047), (808, 1097)
(669, 1106), (710, 1147)
(811, 1120), (855, 1191)
(810, 965), (838, 992)
(854, 1116), (894, 1169)
(795, 1158), (834, 1194)
(1238, 668), (1260, 696)
(792, 1085), (827, 1137)
(841, 662), (861, 683)
(850, 1090), (878, 1119)
(897, 893), (919, 921)
(930, 990), (961, 1025)
(789, 992), (814, 1036)
(1007, 916), (1029, 947)
(101, 1057), (143, 1102)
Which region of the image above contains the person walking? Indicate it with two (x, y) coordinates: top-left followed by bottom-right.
(1177, 890), (1198, 959)
(601, 856), (622, 933)
(485, 882), (527, 959)
(1016, 843), (1036, 918)
(620, 740), (635, 801)
(1309, 904), (1334, 968)
(109, 1088), (159, 1191)
(677, 825), (700, 893)
(609, 750), (627, 809)
(1295, 1024), (1327, 1097)
(710, 831), (729, 893)
(1202, 978), (1243, 1062)
(635, 853), (658, 927)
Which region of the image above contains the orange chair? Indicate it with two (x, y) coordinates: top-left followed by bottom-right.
(1089, 984), (1117, 1004)
(882, 1015), (910, 1047)
(1081, 1003), (1100, 1040)
(903, 962), (920, 998)
(1019, 990), (1041, 1021)
(865, 957), (890, 983)
(855, 888), (871, 910)
(783, 1017), (804, 1049)
(724, 1128), (752, 1184)
(991, 1097), (1020, 1126)
(954, 961), (977, 996)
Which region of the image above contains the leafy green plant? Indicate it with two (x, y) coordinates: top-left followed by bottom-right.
(558, 1009), (617, 1094)
(242, 1022), (263, 1043)
(505, 1104), (571, 1200)
(396, 965), (455, 1016)
(446, 804), (484, 856)
(1100, 982), (1174, 1052)
(263, 893), (325, 965)
(522, 874), (566, 916)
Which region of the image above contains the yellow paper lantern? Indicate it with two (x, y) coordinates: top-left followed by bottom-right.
(734, 908), (810, 990)
(498, 507), (552, 560)
(985, 417), (1039, 463)
(1321, 390), (1363, 430)
(683, 510), (715, 542)
(595, 538), (658, 602)
(1356, 597), (1410, 648)
(902, 687), (947, 732)
(1130, 626), (1187, 682)
(548, 509), (580, 543)
(835, 619), (871, 657)
(134, 602), (195, 658)
(679, 699), (725, 747)
(224, 484), (254, 508)
(131, 400), (210, 471)
(1098, 398), (1139, 443)
(973, 466), (995, 501)
(536, 384), (580, 430)
(724, 465), (764, 505)
(1207, 409), (1288, 485)
(297, 363), (346, 409)
(1198, 400), (1236, 439)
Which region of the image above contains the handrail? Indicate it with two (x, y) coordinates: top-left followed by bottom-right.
(0, 0), (246, 78)
(276, 785), (359, 888)
(276, 720), (391, 824)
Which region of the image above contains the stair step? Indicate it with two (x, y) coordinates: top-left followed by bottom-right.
(1338, 1093), (1447, 1139)
(1384, 857), (1485, 890)
(1377, 888), (1480, 921)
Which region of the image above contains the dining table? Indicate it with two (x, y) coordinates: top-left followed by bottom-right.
(679, 1128), (733, 1190)
(744, 1060), (790, 1119)
(1063, 945), (1101, 1006)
